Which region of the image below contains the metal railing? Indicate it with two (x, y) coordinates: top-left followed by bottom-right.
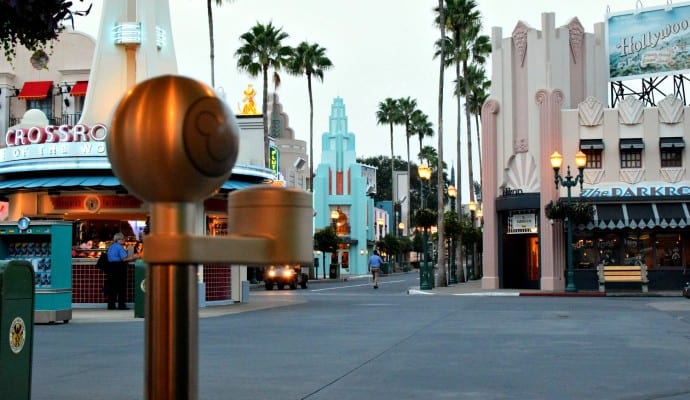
(8, 113), (82, 127)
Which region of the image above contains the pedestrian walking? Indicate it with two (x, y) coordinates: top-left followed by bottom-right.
(368, 250), (384, 289)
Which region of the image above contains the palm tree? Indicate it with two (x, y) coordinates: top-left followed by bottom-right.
(437, 0), (480, 206)
(207, 0), (234, 89)
(410, 110), (434, 163)
(397, 97), (418, 235)
(376, 98), (401, 201)
(464, 64), (490, 187)
(436, 0), (447, 287)
(235, 22), (293, 168)
(461, 27), (491, 203)
(287, 41), (333, 192)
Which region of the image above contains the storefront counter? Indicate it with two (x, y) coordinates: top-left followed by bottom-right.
(71, 258), (233, 305)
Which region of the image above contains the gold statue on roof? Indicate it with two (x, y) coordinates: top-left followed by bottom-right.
(239, 84), (259, 115)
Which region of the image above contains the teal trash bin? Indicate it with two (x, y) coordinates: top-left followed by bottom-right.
(134, 260), (146, 318)
(329, 263), (339, 279)
(0, 260), (35, 400)
(381, 262), (389, 275)
(419, 262), (433, 290)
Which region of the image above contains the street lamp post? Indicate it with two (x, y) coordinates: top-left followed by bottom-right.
(550, 150), (587, 293)
(448, 185), (457, 284)
(417, 163), (432, 290)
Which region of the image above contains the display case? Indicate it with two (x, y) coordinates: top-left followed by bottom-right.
(0, 220), (73, 323)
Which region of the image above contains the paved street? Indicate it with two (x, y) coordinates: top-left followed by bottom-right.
(30, 274), (690, 399)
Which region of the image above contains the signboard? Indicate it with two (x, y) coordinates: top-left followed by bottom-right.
(361, 164), (377, 195)
(607, 2), (690, 81)
(581, 182), (690, 198)
(269, 145), (280, 176)
(510, 213), (536, 230)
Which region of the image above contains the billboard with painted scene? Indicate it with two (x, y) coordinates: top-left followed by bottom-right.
(607, 1), (690, 81)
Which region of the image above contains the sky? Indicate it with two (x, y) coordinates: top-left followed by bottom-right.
(74, 0), (656, 199)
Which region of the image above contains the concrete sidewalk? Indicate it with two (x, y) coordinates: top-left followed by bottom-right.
(409, 276), (682, 297)
(63, 273), (683, 324)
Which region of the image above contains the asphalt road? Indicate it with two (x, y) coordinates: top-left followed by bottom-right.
(29, 273), (690, 399)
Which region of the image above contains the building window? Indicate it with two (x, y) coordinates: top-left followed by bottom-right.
(620, 150), (642, 168)
(583, 149), (602, 169)
(27, 98), (53, 119)
(661, 148), (682, 167)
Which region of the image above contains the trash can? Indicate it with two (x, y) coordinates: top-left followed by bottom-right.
(419, 262), (433, 290)
(329, 263), (339, 279)
(134, 260), (146, 318)
(381, 262), (389, 275)
(0, 260), (34, 400)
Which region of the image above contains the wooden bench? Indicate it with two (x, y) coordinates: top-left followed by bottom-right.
(597, 264), (648, 293)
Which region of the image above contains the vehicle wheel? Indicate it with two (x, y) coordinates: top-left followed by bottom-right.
(265, 282), (274, 290)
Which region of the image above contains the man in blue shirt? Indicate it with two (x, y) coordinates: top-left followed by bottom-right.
(368, 250), (384, 289)
(106, 232), (139, 310)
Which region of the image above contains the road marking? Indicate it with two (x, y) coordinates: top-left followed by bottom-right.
(310, 279), (408, 292)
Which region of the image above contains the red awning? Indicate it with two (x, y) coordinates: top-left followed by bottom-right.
(17, 81), (53, 100)
(70, 81), (88, 97)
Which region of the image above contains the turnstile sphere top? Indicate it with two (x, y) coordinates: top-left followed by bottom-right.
(108, 75), (240, 202)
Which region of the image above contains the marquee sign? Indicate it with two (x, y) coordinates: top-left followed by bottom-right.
(581, 182), (690, 198)
(607, 2), (690, 81)
(1, 123), (109, 163)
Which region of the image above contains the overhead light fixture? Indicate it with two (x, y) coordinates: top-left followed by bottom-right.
(113, 22), (142, 45)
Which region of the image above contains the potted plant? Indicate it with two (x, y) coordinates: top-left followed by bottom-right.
(544, 199), (567, 220)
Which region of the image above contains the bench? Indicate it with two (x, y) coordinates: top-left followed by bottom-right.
(597, 264), (648, 293)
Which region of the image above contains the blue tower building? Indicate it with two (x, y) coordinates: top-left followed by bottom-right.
(314, 98), (375, 277)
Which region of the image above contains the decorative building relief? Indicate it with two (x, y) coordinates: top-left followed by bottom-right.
(583, 169), (604, 185)
(504, 152), (540, 192)
(513, 138), (528, 153)
(619, 168), (644, 184)
(512, 21), (529, 67)
(618, 97), (644, 125)
(660, 167), (685, 183)
(567, 17), (584, 64)
(658, 95), (684, 124)
(578, 96), (603, 126)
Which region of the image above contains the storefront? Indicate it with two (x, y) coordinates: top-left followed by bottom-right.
(0, 124), (271, 306)
(572, 195), (690, 290)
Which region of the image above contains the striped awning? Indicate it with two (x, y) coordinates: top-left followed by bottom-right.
(589, 203), (689, 230)
(70, 81), (88, 97)
(0, 176), (258, 193)
(17, 81), (53, 100)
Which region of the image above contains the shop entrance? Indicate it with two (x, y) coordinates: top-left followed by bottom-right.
(502, 234), (540, 289)
(330, 248), (349, 278)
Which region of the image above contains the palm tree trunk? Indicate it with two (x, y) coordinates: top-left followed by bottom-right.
(475, 112), (482, 193)
(464, 64), (474, 204)
(262, 66), (270, 169)
(390, 123), (395, 202)
(207, 0), (215, 88)
(406, 132), (411, 234)
(308, 74), (314, 192)
(436, 0), (446, 287)
(455, 62), (464, 283)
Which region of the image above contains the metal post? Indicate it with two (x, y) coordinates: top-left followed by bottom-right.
(551, 150), (587, 293)
(565, 184), (576, 292)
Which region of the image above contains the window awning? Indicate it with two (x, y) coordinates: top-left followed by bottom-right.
(580, 139), (604, 150)
(590, 203), (689, 230)
(660, 137), (685, 149)
(70, 81), (88, 97)
(17, 81), (53, 100)
(619, 138), (644, 150)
